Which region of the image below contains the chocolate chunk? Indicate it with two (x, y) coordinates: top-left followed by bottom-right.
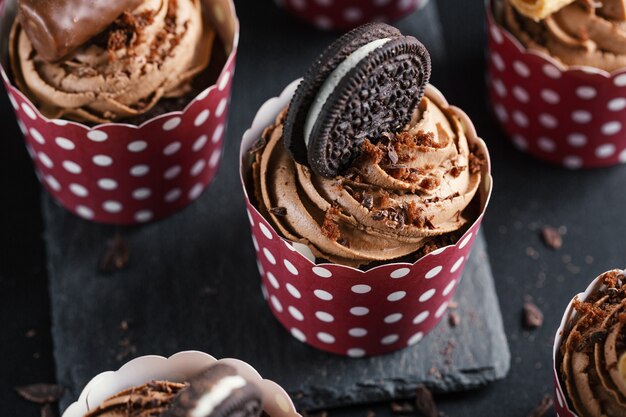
(270, 207), (287, 217)
(526, 395), (553, 417)
(541, 226), (563, 250)
(15, 384), (64, 404)
(414, 385), (438, 417)
(590, 330), (607, 344)
(523, 301), (544, 329)
(448, 311), (460, 327)
(18, 0), (143, 62)
(99, 234), (130, 273)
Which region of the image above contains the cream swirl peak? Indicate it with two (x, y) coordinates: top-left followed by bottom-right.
(504, 0), (626, 71)
(559, 270), (626, 417)
(9, 0), (215, 123)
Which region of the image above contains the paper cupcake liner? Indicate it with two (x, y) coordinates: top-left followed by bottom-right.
(61, 351), (301, 417)
(0, 0), (239, 225)
(273, 0), (430, 31)
(239, 80), (493, 357)
(551, 273), (618, 417)
(486, 0), (626, 169)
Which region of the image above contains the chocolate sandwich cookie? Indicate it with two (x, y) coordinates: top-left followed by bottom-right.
(283, 22), (431, 178)
(162, 364), (263, 417)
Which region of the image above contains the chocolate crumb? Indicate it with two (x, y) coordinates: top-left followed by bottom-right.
(99, 234), (130, 273)
(415, 385), (438, 417)
(41, 404), (56, 417)
(523, 301), (544, 329)
(390, 402), (414, 414)
(15, 384), (64, 404)
(448, 300), (458, 309)
(362, 192), (374, 210)
(541, 226), (562, 250)
(526, 395), (553, 417)
(120, 320), (130, 331)
(270, 207), (287, 217)
(448, 311), (460, 327)
(25, 329), (36, 338)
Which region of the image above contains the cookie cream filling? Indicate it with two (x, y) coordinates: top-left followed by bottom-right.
(190, 376), (247, 417)
(304, 38), (391, 146)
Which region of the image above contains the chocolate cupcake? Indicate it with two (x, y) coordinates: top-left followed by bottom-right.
(0, 0), (238, 224)
(240, 24), (492, 356)
(554, 269), (626, 417)
(488, 0), (626, 168)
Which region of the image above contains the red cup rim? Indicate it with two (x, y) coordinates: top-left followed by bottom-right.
(486, 0), (626, 79)
(0, 0), (240, 131)
(239, 79), (494, 274)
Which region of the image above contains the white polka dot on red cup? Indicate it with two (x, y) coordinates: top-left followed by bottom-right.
(288, 306), (304, 321)
(93, 155), (113, 166)
(351, 284), (371, 294)
(543, 64), (561, 79)
(193, 135), (208, 152)
(537, 137), (556, 152)
(286, 283), (301, 299)
(164, 165), (182, 180)
(162, 117), (181, 131)
(194, 110), (210, 126)
(390, 268), (410, 279)
(215, 99), (228, 117)
(490, 25), (503, 44)
(98, 178), (117, 190)
(208, 149), (222, 168)
(87, 130), (108, 142)
(349, 328), (367, 337)
(76, 205), (94, 219)
(52, 119), (68, 126)
(575, 86), (596, 100)
(63, 160), (82, 174)
(512, 111), (529, 127)
(563, 156), (583, 170)
(619, 149), (626, 163)
(69, 183), (88, 197)
(451, 256), (465, 273)
(218, 70), (231, 91)
(491, 53), (505, 71)
(103, 200), (123, 213)
(45, 175), (61, 191)
(384, 313), (402, 324)
(130, 165), (149, 176)
(312, 266), (332, 278)
(512, 86), (529, 103)
(136, 211), (154, 223)
(284, 259), (298, 275)
(602, 121), (622, 136)
(347, 348), (366, 358)
(608, 98), (626, 112)
(161, 187), (179, 201)
(188, 183), (204, 200)
(596, 144), (616, 158)
(21, 103), (37, 120)
(38, 152), (54, 168)
(251, 236), (259, 252)
(513, 60), (530, 77)
(381, 334), (399, 345)
(212, 124), (225, 143)
(459, 232), (473, 249)
(271, 295), (283, 313)
(127, 140), (147, 153)
(314, 289), (333, 301)
(435, 301), (449, 319)
(30, 128), (45, 144)
(343, 7), (362, 21)
(387, 291), (406, 302)
(315, 311), (334, 322)
(163, 141), (182, 156)
(132, 188), (151, 200)
(494, 104), (508, 123)
(55, 137), (75, 150)
(492, 79), (506, 97)
(413, 311), (429, 325)
(540, 89), (559, 104)
(538, 114), (558, 129)
(567, 133), (587, 147)
(572, 110), (592, 124)
(267, 272), (279, 289)
(442, 279), (457, 297)
(291, 328), (306, 342)
(263, 248), (276, 265)
(8, 93), (18, 110)
(350, 306), (369, 316)
(614, 73), (626, 87)
(407, 332), (424, 346)
(314, 16), (333, 29)
(259, 223), (273, 240)
(511, 134), (528, 151)
(419, 289), (436, 302)
(317, 332), (335, 344)
(190, 159), (206, 176)
(425, 265), (442, 279)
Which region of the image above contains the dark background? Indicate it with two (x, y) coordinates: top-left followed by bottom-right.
(2, 0), (626, 416)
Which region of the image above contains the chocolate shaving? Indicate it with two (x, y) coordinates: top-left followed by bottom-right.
(541, 226), (562, 250)
(372, 210), (387, 221)
(15, 384), (64, 404)
(249, 137), (267, 154)
(590, 330), (607, 344)
(99, 233), (130, 273)
(390, 402), (414, 414)
(270, 207), (287, 217)
(526, 395), (553, 417)
(414, 385), (438, 417)
(362, 192), (374, 210)
(523, 301), (544, 329)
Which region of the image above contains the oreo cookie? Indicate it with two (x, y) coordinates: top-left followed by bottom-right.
(283, 23), (431, 178)
(161, 364), (263, 417)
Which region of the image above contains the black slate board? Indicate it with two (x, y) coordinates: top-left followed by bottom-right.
(41, 0), (509, 412)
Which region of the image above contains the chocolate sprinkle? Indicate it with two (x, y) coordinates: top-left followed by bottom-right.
(414, 385), (438, 417)
(15, 384), (64, 404)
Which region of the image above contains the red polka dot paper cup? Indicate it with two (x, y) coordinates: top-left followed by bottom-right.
(274, 0), (430, 31)
(61, 351), (301, 417)
(0, 0), (239, 225)
(487, 0), (626, 168)
(239, 80), (493, 357)
(551, 272), (616, 417)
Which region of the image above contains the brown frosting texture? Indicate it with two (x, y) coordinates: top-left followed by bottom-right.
(504, 0), (626, 71)
(560, 270), (626, 417)
(10, 0), (214, 123)
(251, 91), (484, 269)
(83, 380), (187, 417)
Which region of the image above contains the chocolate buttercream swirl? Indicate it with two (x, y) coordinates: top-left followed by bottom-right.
(252, 90), (484, 268)
(560, 270), (626, 417)
(10, 0), (214, 123)
(504, 0), (626, 71)
(84, 380), (187, 417)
